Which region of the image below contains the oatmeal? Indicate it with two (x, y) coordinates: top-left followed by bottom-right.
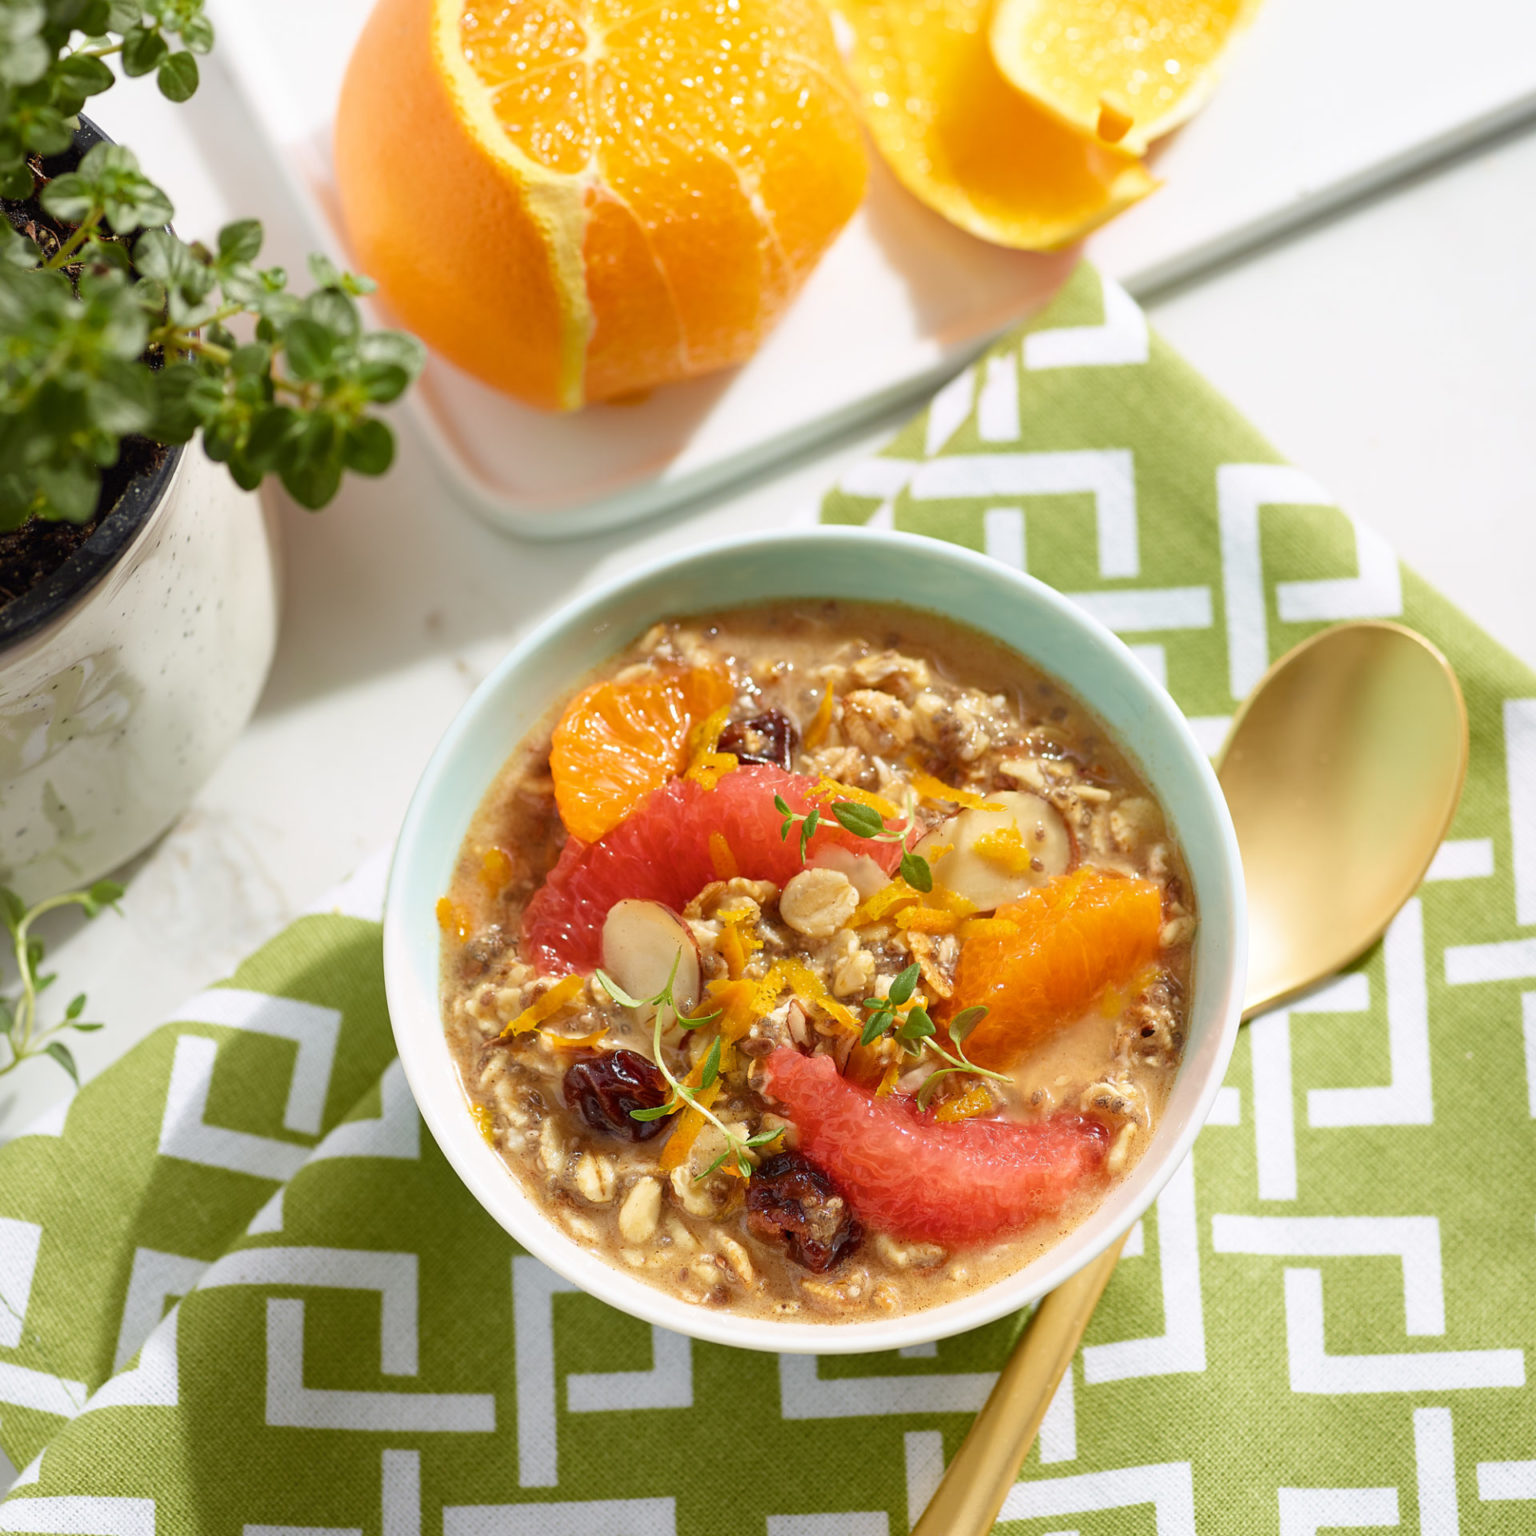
(438, 602), (1196, 1321)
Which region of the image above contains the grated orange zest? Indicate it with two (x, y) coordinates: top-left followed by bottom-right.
(875, 1063), (901, 1097)
(973, 824), (1037, 876)
(959, 916), (1020, 942)
(774, 957), (860, 1033)
(659, 1081), (723, 1171)
(479, 846), (515, 890)
(500, 974), (584, 1038)
(688, 704), (732, 757)
(932, 1084), (994, 1122)
(810, 777), (899, 819)
(896, 906), (969, 935)
(804, 685), (836, 749)
(708, 831), (740, 881)
(707, 976), (765, 1040)
(851, 879), (922, 928)
(436, 896), (471, 942)
(540, 1026), (608, 1051)
(908, 767), (1002, 812)
(685, 751), (740, 791)
(471, 1102), (496, 1144)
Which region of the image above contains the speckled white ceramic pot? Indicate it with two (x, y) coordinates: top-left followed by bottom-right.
(0, 442), (282, 902)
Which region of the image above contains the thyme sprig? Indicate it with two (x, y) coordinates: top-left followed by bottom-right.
(859, 961), (1009, 1111)
(773, 789), (933, 892)
(593, 951), (781, 1180)
(1, 880), (122, 1085)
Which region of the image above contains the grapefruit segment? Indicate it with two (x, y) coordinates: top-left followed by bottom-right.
(762, 1048), (1108, 1245)
(523, 765), (909, 973)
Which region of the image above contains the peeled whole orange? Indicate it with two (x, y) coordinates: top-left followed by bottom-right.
(989, 0), (1258, 155)
(334, 0), (868, 411)
(828, 0), (1156, 250)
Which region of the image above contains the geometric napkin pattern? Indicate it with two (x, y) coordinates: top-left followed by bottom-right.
(0, 264), (1532, 1533)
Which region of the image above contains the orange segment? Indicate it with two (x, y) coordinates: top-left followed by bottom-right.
(550, 664), (733, 842)
(829, 0), (1156, 248)
(988, 0), (1258, 156)
(335, 0), (867, 410)
(950, 867), (1163, 1068)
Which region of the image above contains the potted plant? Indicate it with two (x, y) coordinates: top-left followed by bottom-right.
(0, 0), (425, 902)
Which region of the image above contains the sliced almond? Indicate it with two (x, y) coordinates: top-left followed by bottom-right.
(600, 899), (702, 1017)
(914, 791), (1070, 912)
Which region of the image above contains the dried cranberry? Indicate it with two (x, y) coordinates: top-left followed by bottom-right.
(746, 1150), (862, 1272)
(563, 1051), (669, 1141)
(719, 709), (799, 771)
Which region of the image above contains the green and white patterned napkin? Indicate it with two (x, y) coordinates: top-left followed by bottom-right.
(2, 263), (1532, 1535)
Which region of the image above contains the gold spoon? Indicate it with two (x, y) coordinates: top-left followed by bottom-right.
(911, 619), (1468, 1536)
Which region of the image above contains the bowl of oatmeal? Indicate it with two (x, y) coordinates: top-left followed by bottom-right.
(383, 528), (1245, 1353)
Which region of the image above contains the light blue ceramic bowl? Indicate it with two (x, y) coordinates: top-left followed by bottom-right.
(384, 527), (1246, 1355)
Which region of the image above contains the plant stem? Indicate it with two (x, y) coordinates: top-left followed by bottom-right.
(43, 210), (102, 272)
(74, 41), (124, 59)
(2, 892), (84, 1075)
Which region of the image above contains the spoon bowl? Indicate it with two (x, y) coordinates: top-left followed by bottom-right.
(1221, 621), (1468, 1015)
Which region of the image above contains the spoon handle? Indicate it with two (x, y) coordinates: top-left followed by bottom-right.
(909, 1231), (1128, 1536)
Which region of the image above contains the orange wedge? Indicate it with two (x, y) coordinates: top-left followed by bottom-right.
(949, 867), (1163, 1069)
(828, 0), (1156, 249)
(334, 0), (867, 410)
(989, 0), (1258, 156)
(550, 665), (733, 843)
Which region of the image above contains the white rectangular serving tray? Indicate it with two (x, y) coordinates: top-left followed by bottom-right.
(210, 0), (1536, 540)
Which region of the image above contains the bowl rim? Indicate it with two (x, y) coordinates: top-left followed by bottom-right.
(383, 525), (1247, 1354)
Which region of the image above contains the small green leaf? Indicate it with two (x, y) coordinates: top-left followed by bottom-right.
(798, 804), (819, 862)
(859, 1012), (887, 1047)
(887, 961), (920, 1006)
(307, 251), (344, 290)
(217, 218), (263, 265)
(55, 52), (115, 98)
(831, 801), (884, 839)
(107, 0), (145, 29)
(699, 1035), (722, 1090)
(70, 1021), (106, 1032)
(178, 11), (214, 52)
(593, 969), (648, 1010)
(65, 993), (86, 1020)
(896, 1010), (935, 1041)
(45, 1042), (80, 1086)
(0, 221), (38, 270)
(120, 21), (167, 75)
(629, 1102), (675, 1123)
(900, 851), (933, 893)
(773, 794), (791, 816)
(343, 417), (393, 476)
(745, 1128), (784, 1148)
(916, 1072), (952, 1112)
(302, 285), (359, 340)
(281, 315), (334, 380)
(696, 1147), (733, 1181)
(947, 1005), (988, 1044)
(156, 46), (198, 100)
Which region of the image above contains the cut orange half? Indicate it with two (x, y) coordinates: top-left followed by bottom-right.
(828, 0), (1157, 250)
(334, 0), (868, 410)
(989, 0), (1259, 155)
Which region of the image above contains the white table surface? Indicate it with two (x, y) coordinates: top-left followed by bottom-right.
(4, 74), (1535, 1170)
